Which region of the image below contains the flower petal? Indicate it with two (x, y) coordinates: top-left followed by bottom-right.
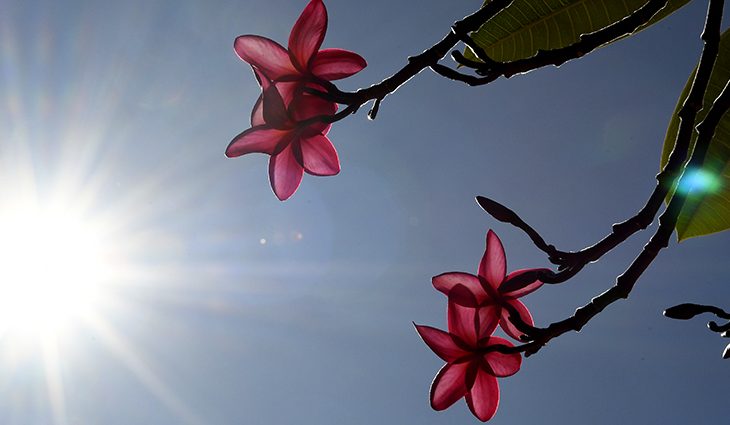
(476, 305), (500, 340)
(501, 268), (548, 298)
(432, 272), (489, 304)
(499, 299), (534, 341)
(262, 85), (290, 129)
(310, 48), (367, 80)
(226, 126), (293, 157)
(308, 121), (332, 138)
(465, 369), (500, 422)
(268, 143), (304, 201)
(299, 134), (340, 176)
(448, 284), (480, 308)
(288, 0), (327, 71)
(478, 230), (507, 290)
(250, 67), (271, 126)
(252, 66), (271, 90)
(414, 324), (469, 362)
(275, 81), (301, 108)
(430, 361), (470, 411)
(290, 91), (337, 123)
(251, 94), (265, 126)
(251, 79), (299, 127)
(483, 337), (521, 377)
(448, 300), (477, 347)
(234, 35), (298, 80)
(251, 65), (271, 127)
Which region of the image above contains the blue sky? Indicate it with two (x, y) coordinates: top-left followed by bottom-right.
(0, 0), (729, 424)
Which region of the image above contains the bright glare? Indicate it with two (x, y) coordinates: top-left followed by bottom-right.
(0, 203), (114, 337)
(677, 168), (721, 195)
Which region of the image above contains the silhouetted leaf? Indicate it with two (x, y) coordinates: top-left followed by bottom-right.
(466, 0), (689, 63)
(661, 30), (730, 241)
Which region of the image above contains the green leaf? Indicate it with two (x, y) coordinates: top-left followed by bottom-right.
(661, 30), (730, 241)
(466, 0), (690, 63)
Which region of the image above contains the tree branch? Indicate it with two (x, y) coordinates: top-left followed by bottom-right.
(517, 3), (728, 356)
(436, 0), (670, 85)
(319, 0), (515, 109)
(474, 0), (728, 357)
(476, 0), (724, 289)
(319, 0), (676, 122)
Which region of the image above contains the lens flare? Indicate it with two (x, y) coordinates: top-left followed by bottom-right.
(677, 168), (721, 195)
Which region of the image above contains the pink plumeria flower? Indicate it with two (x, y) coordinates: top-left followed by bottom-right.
(233, 0), (366, 85)
(229, 0), (366, 200)
(226, 72), (340, 200)
(415, 299), (522, 422)
(433, 230), (549, 340)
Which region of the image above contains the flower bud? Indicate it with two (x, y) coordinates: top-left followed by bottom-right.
(663, 303), (708, 320)
(476, 196), (518, 223)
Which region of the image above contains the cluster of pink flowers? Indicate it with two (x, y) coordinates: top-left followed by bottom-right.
(230, 2), (548, 421)
(227, 0), (366, 200)
(415, 230), (548, 421)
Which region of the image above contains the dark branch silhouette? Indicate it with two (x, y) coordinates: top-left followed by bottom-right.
(433, 0), (670, 85)
(476, 0), (726, 292)
(467, 0), (727, 357)
(313, 0), (673, 125)
(310, 0), (515, 115)
(307, 0), (730, 360)
(513, 0), (728, 357)
(665, 303), (730, 358)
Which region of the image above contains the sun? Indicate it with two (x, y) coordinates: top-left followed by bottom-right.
(0, 201), (114, 337)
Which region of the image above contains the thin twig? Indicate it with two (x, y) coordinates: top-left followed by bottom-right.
(708, 320), (730, 332)
(453, 33), (499, 70)
(431, 64), (498, 86)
